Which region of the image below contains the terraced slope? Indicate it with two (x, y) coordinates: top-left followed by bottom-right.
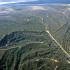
(0, 31), (47, 48)
(0, 31), (70, 70)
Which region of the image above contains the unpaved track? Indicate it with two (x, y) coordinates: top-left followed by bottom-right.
(46, 30), (70, 59)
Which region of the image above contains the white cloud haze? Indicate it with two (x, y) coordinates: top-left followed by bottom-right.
(0, 0), (38, 4)
(0, 0), (38, 2)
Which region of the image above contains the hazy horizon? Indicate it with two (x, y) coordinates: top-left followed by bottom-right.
(0, 0), (70, 4)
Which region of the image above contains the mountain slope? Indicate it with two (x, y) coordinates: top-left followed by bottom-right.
(0, 31), (46, 48)
(0, 31), (70, 70)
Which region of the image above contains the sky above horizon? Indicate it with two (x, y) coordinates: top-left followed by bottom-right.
(0, 0), (70, 4)
(0, 0), (38, 4)
(0, 0), (38, 2)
